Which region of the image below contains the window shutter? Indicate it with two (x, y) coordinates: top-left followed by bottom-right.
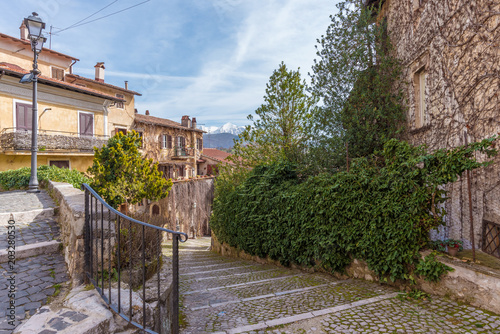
(80, 113), (93, 136)
(16, 103), (32, 131)
(167, 135), (172, 149)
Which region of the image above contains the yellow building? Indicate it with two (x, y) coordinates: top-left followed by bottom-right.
(0, 26), (140, 172)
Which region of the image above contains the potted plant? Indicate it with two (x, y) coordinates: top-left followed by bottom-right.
(445, 239), (463, 256)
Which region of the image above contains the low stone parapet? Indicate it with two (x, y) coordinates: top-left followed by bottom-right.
(47, 181), (87, 285)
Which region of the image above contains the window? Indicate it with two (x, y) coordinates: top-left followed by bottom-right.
(178, 165), (184, 177)
(79, 112), (94, 137)
(414, 68), (426, 128)
(49, 160), (70, 169)
(177, 136), (186, 148)
(115, 94), (125, 109)
(137, 131), (143, 148)
(51, 67), (64, 81)
(15, 102), (32, 131)
(197, 138), (203, 150)
(115, 127), (127, 135)
(161, 135), (172, 149)
(152, 205), (160, 216)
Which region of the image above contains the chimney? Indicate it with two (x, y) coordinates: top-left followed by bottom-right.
(124, 81), (128, 90)
(145, 110), (150, 116)
(134, 108), (138, 114)
(181, 115), (190, 127)
(94, 62), (105, 82)
(192, 117), (197, 129)
(20, 22), (28, 40)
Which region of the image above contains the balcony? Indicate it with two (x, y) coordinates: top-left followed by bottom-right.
(172, 147), (195, 159)
(0, 128), (109, 153)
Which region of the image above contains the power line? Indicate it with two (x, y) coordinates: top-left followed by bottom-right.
(54, 0), (151, 34)
(55, 0), (119, 34)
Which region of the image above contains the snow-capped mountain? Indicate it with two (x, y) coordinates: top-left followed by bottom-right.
(199, 123), (245, 135)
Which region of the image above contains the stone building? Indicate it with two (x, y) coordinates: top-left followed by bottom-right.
(372, 0), (500, 254)
(132, 112), (205, 179)
(0, 24), (140, 172)
(199, 148), (235, 175)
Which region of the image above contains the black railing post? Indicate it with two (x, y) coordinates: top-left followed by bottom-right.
(84, 188), (90, 283)
(81, 184), (188, 334)
(117, 215), (121, 313)
(172, 234), (179, 334)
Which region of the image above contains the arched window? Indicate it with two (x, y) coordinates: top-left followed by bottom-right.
(152, 204), (160, 216)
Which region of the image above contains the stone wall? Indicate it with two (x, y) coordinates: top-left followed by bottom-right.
(46, 180), (87, 285)
(140, 178), (215, 238)
(0, 132), (108, 152)
(211, 236), (500, 315)
(379, 0), (500, 249)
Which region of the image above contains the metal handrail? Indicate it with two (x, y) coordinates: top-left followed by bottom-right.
(82, 183), (188, 334)
(82, 183), (188, 239)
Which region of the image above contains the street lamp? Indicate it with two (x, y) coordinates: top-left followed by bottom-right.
(20, 12), (46, 193)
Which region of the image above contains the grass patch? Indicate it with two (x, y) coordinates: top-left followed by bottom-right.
(53, 283), (62, 297)
(455, 250), (500, 271)
(49, 269), (55, 279)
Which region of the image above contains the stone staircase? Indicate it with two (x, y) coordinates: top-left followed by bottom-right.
(179, 238), (500, 334)
(0, 190), (68, 334)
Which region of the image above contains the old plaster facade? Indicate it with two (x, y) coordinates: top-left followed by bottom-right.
(0, 24), (140, 172)
(375, 0), (500, 252)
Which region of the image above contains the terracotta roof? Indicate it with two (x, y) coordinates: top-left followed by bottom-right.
(134, 114), (205, 133)
(0, 62), (124, 102)
(202, 148), (235, 165)
(0, 32), (79, 61)
(65, 74), (142, 96)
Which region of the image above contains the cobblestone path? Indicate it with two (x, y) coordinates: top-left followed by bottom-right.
(179, 238), (500, 334)
(0, 190), (68, 334)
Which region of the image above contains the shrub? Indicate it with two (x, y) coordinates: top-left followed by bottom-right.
(415, 253), (454, 282)
(211, 138), (496, 281)
(0, 165), (90, 191)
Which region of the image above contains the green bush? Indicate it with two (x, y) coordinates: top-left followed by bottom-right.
(211, 138), (496, 282)
(415, 253), (454, 282)
(0, 165), (90, 191)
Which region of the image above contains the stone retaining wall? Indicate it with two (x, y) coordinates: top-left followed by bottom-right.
(47, 180), (87, 285)
(211, 234), (500, 315)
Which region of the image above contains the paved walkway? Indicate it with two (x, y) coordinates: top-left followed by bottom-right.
(0, 190), (68, 334)
(179, 238), (500, 334)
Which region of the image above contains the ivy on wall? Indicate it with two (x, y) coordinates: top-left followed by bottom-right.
(211, 138), (496, 281)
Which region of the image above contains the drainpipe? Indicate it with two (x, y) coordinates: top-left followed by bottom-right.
(69, 59), (78, 75)
(103, 100), (112, 137)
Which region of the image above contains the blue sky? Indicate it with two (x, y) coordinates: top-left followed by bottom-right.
(1, 0), (338, 127)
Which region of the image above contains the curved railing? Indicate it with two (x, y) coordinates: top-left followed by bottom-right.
(82, 183), (188, 334)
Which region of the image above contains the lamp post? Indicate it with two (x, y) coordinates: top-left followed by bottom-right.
(20, 13), (46, 193)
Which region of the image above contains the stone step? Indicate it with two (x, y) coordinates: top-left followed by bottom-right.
(0, 240), (61, 263)
(13, 286), (114, 334)
(0, 208), (56, 225)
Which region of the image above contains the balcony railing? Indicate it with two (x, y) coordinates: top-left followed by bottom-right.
(0, 128), (109, 152)
(172, 146), (194, 158)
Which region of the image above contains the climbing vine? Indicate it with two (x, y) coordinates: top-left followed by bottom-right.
(211, 138), (496, 281)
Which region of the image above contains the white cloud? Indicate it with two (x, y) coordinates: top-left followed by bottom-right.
(1, 0), (337, 127)
(142, 0), (336, 126)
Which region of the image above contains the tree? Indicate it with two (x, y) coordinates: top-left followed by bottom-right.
(309, 0), (406, 171)
(231, 62), (317, 168)
(87, 131), (172, 210)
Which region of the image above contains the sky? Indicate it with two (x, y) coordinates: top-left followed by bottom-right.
(0, 0), (338, 127)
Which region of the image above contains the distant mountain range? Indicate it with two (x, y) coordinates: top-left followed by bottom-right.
(199, 123), (245, 149)
(203, 133), (238, 149)
(199, 123), (245, 135)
